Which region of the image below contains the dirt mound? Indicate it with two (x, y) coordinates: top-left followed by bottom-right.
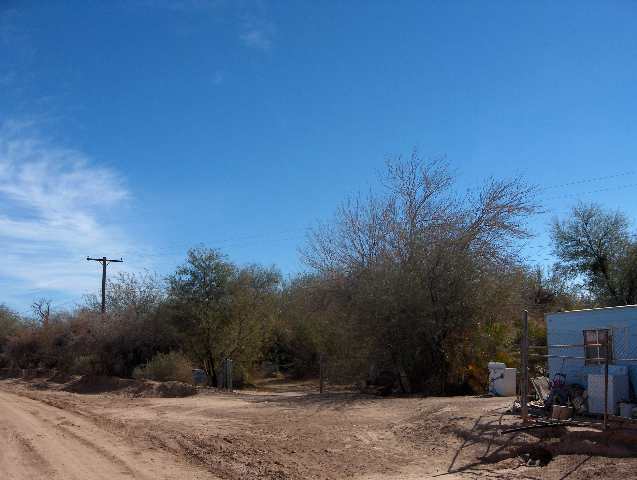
(155, 381), (197, 397)
(47, 372), (75, 384)
(63, 375), (197, 398)
(31, 382), (51, 390)
(64, 375), (138, 394)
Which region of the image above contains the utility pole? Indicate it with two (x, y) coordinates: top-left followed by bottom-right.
(86, 256), (123, 313)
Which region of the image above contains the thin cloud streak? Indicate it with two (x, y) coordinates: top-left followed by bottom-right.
(239, 28), (273, 51)
(0, 122), (135, 305)
(239, 4), (275, 52)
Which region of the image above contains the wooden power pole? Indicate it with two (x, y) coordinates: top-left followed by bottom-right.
(86, 256), (123, 313)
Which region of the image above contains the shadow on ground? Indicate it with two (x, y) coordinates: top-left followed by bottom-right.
(439, 406), (637, 478)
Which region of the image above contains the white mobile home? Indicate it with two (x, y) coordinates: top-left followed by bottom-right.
(546, 305), (637, 395)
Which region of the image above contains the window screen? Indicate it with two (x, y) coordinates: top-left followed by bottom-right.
(583, 329), (611, 365)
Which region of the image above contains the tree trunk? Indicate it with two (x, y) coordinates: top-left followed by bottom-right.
(203, 355), (217, 387)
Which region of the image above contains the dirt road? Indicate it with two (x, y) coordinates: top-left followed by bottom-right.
(0, 389), (215, 480)
(2, 378), (637, 479)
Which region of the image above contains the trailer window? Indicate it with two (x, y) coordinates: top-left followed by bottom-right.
(583, 329), (611, 365)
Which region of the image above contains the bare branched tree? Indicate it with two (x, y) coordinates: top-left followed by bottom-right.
(303, 153), (538, 273)
(31, 298), (51, 327)
(300, 153), (539, 393)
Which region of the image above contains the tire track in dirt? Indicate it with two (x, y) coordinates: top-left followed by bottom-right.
(0, 421), (55, 479)
(0, 390), (217, 480)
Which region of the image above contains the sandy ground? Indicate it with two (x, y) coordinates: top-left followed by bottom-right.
(0, 388), (214, 480)
(1, 378), (637, 480)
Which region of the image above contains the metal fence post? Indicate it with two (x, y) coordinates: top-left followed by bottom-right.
(521, 310), (529, 423)
(227, 358), (233, 392)
(319, 353), (325, 394)
(220, 358), (225, 389)
(604, 341), (609, 430)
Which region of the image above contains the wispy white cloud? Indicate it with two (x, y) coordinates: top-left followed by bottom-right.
(238, 4), (275, 52)
(128, 0), (276, 52)
(239, 27), (273, 51)
(0, 121), (134, 307)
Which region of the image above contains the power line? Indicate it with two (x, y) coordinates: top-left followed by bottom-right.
(83, 171), (637, 280)
(540, 182), (637, 201)
(121, 229), (311, 259)
(114, 170), (637, 260)
(536, 171), (636, 192)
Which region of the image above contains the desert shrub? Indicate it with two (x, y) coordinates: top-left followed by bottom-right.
(77, 273), (179, 377)
(133, 351), (192, 383)
(5, 328), (41, 369)
(72, 354), (101, 375)
(0, 305), (21, 367)
(85, 309), (179, 377)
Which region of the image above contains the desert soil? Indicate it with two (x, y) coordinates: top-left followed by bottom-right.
(1, 377), (637, 480)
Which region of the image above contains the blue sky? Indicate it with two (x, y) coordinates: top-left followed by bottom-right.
(1, 0), (637, 314)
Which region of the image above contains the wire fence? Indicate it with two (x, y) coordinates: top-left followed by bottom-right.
(532, 327), (637, 386)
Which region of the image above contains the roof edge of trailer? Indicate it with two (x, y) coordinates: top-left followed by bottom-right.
(545, 304), (637, 317)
